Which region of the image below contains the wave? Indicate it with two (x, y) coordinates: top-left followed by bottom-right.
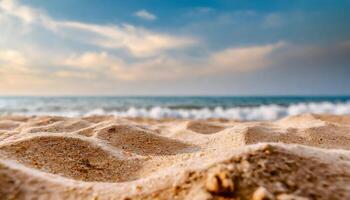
(3, 101), (348, 121)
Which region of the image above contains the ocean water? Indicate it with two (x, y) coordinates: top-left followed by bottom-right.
(0, 96), (349, 120)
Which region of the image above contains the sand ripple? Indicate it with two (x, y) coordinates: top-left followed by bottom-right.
(0, 114), (350, 199)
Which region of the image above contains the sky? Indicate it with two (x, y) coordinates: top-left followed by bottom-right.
(0, 0), (349, 96)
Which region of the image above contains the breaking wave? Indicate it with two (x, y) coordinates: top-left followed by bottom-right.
(3, 101), (349, 121)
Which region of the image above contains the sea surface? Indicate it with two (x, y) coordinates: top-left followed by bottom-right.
(0, 96), (349, 120)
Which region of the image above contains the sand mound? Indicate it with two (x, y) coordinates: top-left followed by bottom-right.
(242, 123), (350, 150)
(0, 114), (349, 199)
(0, 120), (21, 130)
(0, 135), (143, 182)
(186, 121), (226, 134)
(96, 124), (194, 155)
(18, 117), (92, 133)
(307, 114), (350, 126)
(136, 144), (350, 200)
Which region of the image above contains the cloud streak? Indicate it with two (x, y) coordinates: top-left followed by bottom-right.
(0, 49), (27, 66)
(0, 0), (37, 23)
(59, 22), (195, 57)
(209, 42), (285, 72)
(134, 9), (157, 21)
(61, 42), (286, 81)
(0, 0), (196, 57)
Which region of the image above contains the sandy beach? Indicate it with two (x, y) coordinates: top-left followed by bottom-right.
(1, 0), (349, 199)
(0, 114), (349, 199)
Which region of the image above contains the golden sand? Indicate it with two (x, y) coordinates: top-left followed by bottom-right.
(0, 114), (350, 199)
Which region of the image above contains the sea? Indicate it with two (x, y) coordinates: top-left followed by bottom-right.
(0, 96), (349, 121)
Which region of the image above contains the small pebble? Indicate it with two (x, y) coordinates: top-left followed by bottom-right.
(205, 169), (235, 195)
(252, 186), (274, 200)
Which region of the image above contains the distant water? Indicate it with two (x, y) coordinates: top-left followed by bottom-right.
(0, 96), (349, 120)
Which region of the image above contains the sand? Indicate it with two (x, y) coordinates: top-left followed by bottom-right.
(0, 114), (350, 200)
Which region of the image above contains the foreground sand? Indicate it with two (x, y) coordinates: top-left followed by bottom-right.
(0, 114), (350, 200)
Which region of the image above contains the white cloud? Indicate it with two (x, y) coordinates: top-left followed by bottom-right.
(0, 1), (298, 85)
(1, 0), (348, 96)
(209, 42), (285, 72)
(64, 51), (121, 69)
(61, 42), (286, 82)
(0, 0), (195, 57)
(0, 0), (36, 23)
(0, 48), (48, 89)
(55, 70), (96, 79)
(113, 56), (189, 81)
(62, 51), (185, 81)
(134, 9), (157, 21)
(0, 49), (27, 66)
(58, 22), (196, 57)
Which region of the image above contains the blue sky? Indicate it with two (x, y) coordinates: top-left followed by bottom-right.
(0, 0), (349, 95)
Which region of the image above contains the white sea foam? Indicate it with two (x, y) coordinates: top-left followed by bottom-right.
(82, 101), (350, 120)
(2, 101), (350, 121)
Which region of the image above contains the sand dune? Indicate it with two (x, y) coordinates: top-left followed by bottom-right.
(0, 114), (350, 199)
